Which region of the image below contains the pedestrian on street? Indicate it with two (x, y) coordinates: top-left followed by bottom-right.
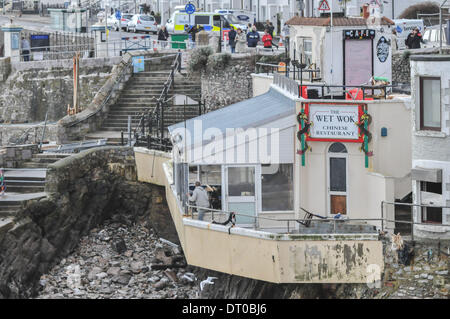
(391, 29), (398, 52)
(246, 25), (260, 48)
(228, 27), (237, 53)
(405, 28), (423, 49)
(187, 181), (210, 221)
(235, 28), (247, 53)
(188, 24), (199, 49)
(247, 23), (252, 33)
(158, 25), (169, 48)
(282, 22), (290, 47)
(262, 29), (273, 50)
(21, 37), (30, 62)
(268, 22), (275, 37)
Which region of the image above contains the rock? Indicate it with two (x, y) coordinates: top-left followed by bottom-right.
(427, 275), (434, 280)
(87, 267), (103, 281)
(435, 270), (448, 275)
(420, 273), (428, 279)
(153, 278), (169, 291)
(111, 238), (127, 254)
(124, 250), (133, 258)
(96, 272), (108, 280)
(148, 276), (160, 284)
(112, 271), (132, 285)
(130, 261), (144, 274)
(164, 269), (178, 282)
(107, 267), (121, 276)
(97, 230), (110, 241)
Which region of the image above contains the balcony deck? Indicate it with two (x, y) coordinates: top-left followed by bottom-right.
(134, 147), (384, 284)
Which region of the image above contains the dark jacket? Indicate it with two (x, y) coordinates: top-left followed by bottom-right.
(228, 29), (237, 46)
(188, 26), (198, 42)
(246, 31), (260, 47)
(405, 33), (423, 49)
(158, 29), (169, 41)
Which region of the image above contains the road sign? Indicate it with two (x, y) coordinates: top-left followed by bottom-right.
(115, 10), (121, 20)
(185, 3), (196, 15)
(318, 0), (330, 11)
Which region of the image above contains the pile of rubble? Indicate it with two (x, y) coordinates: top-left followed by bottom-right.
(36, 221), (199, 299)
(381, 244), (449, 299)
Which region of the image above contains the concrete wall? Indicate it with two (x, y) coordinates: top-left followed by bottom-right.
(0, 57), (117, 124)
(410, 57), (450, 238)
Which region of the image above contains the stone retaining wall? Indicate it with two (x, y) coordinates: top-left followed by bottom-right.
(392, 47), (450, 85)
(200, 55), (255, 111)
(0, 146), (176, 298)
(0, 123), (58, 147)
(0, 57), (117, 124)
(57, 51), (176, 144)
(0, 144), (39, 168)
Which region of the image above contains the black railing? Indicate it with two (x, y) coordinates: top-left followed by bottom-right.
(133, 52), (184, 151)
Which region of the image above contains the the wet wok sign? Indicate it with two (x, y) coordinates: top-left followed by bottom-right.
(306, 103), (363, 143)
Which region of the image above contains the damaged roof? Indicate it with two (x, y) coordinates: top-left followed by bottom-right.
(286, 16), (394, 27)
(168, 87), (296, 148)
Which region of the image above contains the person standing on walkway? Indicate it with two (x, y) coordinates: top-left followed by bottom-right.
(235, 28), (247, 53)
(187, 181), (210, 221)
(262, 29), (273, 50)
(228, 27), (237, 53)
(391, 29), (398, 52)
(158, 25), (169, 48)
(246, 25), (260, 48)
(405, 28), (423, 49)
(21, 37), (30, 62)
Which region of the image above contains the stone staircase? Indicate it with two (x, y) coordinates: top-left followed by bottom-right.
(100, 71), (202, 133)
(20, 153), (71, 169)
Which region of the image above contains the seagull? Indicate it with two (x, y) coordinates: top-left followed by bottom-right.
(200, 276), (217, 291)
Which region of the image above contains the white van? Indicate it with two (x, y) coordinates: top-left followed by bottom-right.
(214, 9), (255, 24)
(393, 19), (424, 50)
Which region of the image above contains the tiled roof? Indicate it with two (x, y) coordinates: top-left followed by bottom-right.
(286, 16), (394, 27)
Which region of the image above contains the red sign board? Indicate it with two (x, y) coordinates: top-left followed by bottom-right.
(318, 0), (330, 11)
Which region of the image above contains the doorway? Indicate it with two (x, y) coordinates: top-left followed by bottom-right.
(327, 143), (348, 215)
(344, 39), (373, 86)
(224, 165), (260, 227)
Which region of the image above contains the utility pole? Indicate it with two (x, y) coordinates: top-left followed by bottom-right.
(106, 1), (109, 57)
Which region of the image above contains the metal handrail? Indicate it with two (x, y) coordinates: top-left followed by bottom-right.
(132, 52), (182, 149)
(186, 202), (450, 235)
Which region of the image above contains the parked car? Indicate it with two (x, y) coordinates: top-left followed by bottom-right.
(114, 13), (134, 31)
(127, 14), (158, 34)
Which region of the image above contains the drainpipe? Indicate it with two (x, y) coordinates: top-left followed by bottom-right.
(440, 0), (448, 54)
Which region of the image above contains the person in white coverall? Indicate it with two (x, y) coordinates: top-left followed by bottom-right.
(187, 181), (210, 221)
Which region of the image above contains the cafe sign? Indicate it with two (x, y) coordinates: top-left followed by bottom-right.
(306, 104), (363, 143)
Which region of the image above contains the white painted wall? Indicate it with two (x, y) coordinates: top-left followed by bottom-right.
(289, 22), (393, 87)
(410, 58), (450, 238)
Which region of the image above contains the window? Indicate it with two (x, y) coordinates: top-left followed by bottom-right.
(199, 165), (222, 185)
(420, 181), (442, 224)
(420, 77), (441, 131)
(298, 37), (313, 67)
(195, 15), (210, 25)
(213, 15), (221, 28)
(262, 164), (293, 211)
(227, 167), (255, 197)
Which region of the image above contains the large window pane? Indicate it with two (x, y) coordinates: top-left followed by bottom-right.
(421, 78), (441, 129)
(262, 164), (293, 211)
(199, 165), (221, 185)
(227, 167), (255, 196)
(330, 158), (346, 192)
